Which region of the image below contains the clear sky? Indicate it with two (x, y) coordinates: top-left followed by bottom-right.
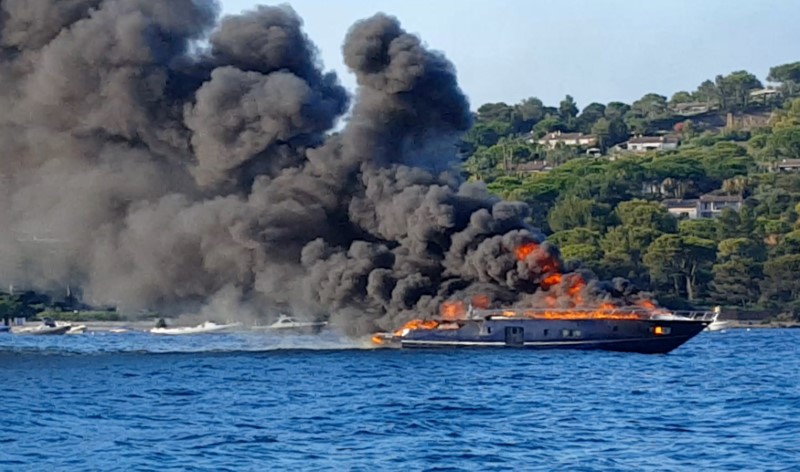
(220, 0), (800, 110)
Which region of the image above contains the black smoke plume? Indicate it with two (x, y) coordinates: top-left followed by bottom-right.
(0, 1), (643, 335)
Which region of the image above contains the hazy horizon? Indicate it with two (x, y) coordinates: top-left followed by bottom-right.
(221, 0), (800, 110)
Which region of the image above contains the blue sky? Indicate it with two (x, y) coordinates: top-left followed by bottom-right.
(220, 0), (800, 110)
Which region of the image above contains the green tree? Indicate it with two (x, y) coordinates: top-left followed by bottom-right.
(560, 243), (604, 269)
(712, 236), (766, 308)
(605, 102), (631, 121)
(476, 102), (517, 123)
(770, 98), (800, 130)
(577, 102), (606, 133)
(462, 121), (513, 149)
(615, 200), (677, 233)
(547, 196), (612, 232)
(516, 97), (546, 129)
(626, 93), (669, 133)
(531, 117), (567, 138)
(767, 61), (800, 97)
(0, 294), (21, 325)
(679, 219), (718, 241)
(600, 225), (662, 264)
(699, 142), (753, 181)
(757, 128), (800, 169)
(643, 234), (716, 301)
(669, 91), (694, 106)
(548, 228), (602, 247)
(717, 237), (764, 260)
(711, 258), (761, 306)
(761, 254), (800, 311)
(464, 145), (504, 181)
(591, 117), (629, 150)
(714, 71), (762, 111)
(559, 95), (579, 121)
(772, 230), (800, 256)
(717, 208), (744, 240)
(694, 79), (720, 105)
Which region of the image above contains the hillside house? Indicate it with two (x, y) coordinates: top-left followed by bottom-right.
(698, 194), (744, 218)
(623, 135), (680, 152)
(777, 159), (800, 173)
(662, 199), (699, 219)
(537, 131), (597, 149)
(672, 102), (711, 115)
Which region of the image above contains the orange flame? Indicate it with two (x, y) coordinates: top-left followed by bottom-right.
(539, 258), (560, 274)
(566, 275), (585, 296)
(393, 319), (438, 336)
(519, 309), (641, 320)
(440, 301), (466, 320)
(637, 300), (656, 310)
(471, 295), (490, 309)
(542, 273), (562, 288)
(515, 242), (537, 261)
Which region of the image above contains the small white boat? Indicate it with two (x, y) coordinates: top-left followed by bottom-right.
(706, 319), (732, 331)
(65, 324), (87, 335)
(705, 306), (731, 332)
(13, 323), (70, 336)
(149, 321), (242, 335)
(252, 314), (328, 334)
(109, 328), (129, 334)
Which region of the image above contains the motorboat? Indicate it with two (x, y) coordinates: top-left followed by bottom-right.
(149, 320), (242, 335)
(704, 306), (731, 332)
(252, 314), (328, 334)
(371, 305), (715, 354)
(13, 322), (70, 336)
(108, 328), (129, 334)
(705, 320), (732, 331)
(65, 324), (87, 335)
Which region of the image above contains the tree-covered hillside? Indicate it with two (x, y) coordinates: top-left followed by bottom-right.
(461, 61), (800, 318)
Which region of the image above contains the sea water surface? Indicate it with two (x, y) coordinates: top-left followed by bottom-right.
(1, 328), (799, 471)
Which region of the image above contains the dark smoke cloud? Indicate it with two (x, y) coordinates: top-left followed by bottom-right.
(0, 1), (645, 335)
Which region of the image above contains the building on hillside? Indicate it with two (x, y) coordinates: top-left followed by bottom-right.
(777, 158), (800, 173)
(698, 194), (744, 218)
(510, 161), (552, 175)
(623, 135), (680, 152)
(750, 88), (779, 100)
(662, 199), (699, 219)
(672, 102), (711, 115)
(537, 131), (597, 149)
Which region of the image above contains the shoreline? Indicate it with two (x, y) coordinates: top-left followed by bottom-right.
(7, 319), (799, 332)
(728, 320), (800, 329)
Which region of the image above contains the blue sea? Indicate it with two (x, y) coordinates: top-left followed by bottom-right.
(1, 328), (799, 471)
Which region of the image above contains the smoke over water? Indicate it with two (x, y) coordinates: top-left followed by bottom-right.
(0, 1), (647, 335)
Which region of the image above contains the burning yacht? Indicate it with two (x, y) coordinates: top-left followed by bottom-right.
(371, 304), (714, 354)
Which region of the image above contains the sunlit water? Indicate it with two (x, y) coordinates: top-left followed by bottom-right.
(1, 328), (799, 471)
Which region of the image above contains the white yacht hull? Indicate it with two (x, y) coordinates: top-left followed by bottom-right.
(150, 322), (241, 335)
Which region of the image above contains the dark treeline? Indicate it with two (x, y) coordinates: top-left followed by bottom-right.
(461, 61), (800, 319)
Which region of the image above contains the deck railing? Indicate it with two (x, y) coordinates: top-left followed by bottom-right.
(467, 307), (717, 322)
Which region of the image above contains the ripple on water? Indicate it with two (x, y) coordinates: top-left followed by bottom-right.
(0, 329), (799, 471)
